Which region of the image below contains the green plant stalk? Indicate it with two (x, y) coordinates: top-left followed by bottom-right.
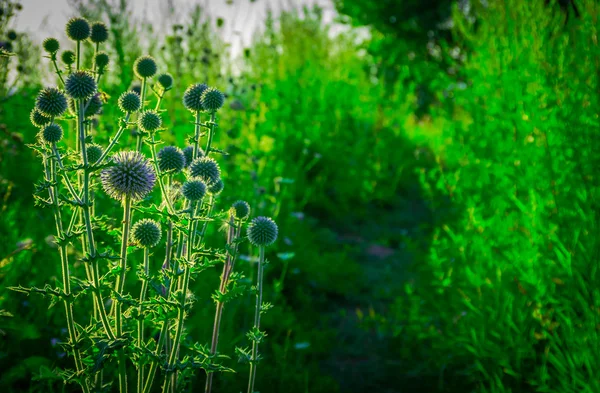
(78, 100), (115, 339)
(194, 195), (214, 250)
(95, 113), (132, 165)
(49, 52), (65, 86)
(76, 40), (81, 70)
(136, 77), (148, 152)
(148, 131), (175, 214)
(247, 246), (266, 393)
(116, 195), (132, 393)
(142, 318), (170, 393)
(137, 247), (150, 393)
(205, 214), (240, 393)
(193, 111), (202, 159)
(163, 203), (195, 393)
(46, 149), (90, 393)
(204, 111), (217, 157)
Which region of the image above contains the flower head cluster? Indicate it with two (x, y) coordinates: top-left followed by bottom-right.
(182, 179), (207, 201)
(134, 55), (157, 79)
(247, 216), (278, 247)
(36, 87), (67, 117)
(101, 151), (156, 201)
(183, 83), (208, 112)
(65, 71), (97, 100)
(231, 200), (250, 220)
(138, 110), (162, 132)
(132, 219), (162, 248)
(66, 17), (91, 41)
(118, 91), (141, 113)
(90, 22), (109, 44)
(158, 146), (185, 173)
(189, 156), (220, 185)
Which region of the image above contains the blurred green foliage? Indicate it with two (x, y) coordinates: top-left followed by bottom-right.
(2, 0), (600, 392)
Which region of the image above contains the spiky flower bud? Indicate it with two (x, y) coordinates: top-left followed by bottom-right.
(42, 37), (59, 53)
(118, 91), (141, 113)
(182, 179), (207, 201)
(138, 110), (162, 132)
(183, 145), (204, 168)
(90, 21), (108, 44)
(247, 216), (278, 247)
(207, 178), (223, 195)
(42, 123), (63, 143)
(231, 200), (250, 220)
(66, 17), (91, 41)
(65, 70), (97, 100)
(86, 143), (103, 163)
(201, 87), (224, 112)
(157, 73), (173, 90)
(95, 51), (109, 69)
(61, 50), (75, 65)
(36, 87), (68, 117)
(30, 109), (51, 128)
(101, 151), (156, 201)
(69, 93), (102, 117)
(134, 55), (157, 79)
(158, 146), (185, 173)
(7, 30), (17, 41)
(189, 156), (220, 185)
(132, 219), (162, 248)
(183, 83), (208, 112)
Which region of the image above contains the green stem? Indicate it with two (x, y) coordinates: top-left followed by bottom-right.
(76, 40), (81, 70)
(116, 195), (132, 393)
(204, 111), (216, 157)
(46, 152), (90, 393)
(247, 246), (265, 393)
(49, 53), (65, 86)
(142, 320), (169, 393)
(137, 247), (150, 393)
(163, 203), (195, 393)
(148, 131), (175, 214)
(136, 78), (148, 152)
(95, 113), (131, 165)
(193, 111), (202, 159)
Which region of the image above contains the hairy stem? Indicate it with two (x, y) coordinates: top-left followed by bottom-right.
(247, 246), (265, 393)
(95, 113), (131, 165)
(116, 195), (132, 393)
(137, 247), (150, 393)
(136, 77), (148, 152)
(204, 111), (216, 157)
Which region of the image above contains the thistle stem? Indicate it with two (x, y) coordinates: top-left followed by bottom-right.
(76, 40), (81, 70)
(204, 111), (216, 157)
(193, 111), (201, 159)
(136, 77), (148, 152)
(46, 152), (90, 393)
(116, 195), (132, 393)
(95, 113), (131, 165)
(205, 215), (240, 393)
(49, 53), (65, 86)
(137, 247), (150, 393)
(247, 246), (266, 393)
(148, 131), (175, 214)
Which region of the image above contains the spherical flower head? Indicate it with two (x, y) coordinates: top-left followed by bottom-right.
(86, 143), (103, 163)
(231, 200), (250, 220)
(183, 83), (208, 112)
(42, 37), (60, 53)
(247, 216), (278, 247)
(90, 21), (108, 44)
(65, 70), (97, 100)
(7, 30), (17, 41)
(158, 146), (185, 173)
(61, 50), (76, 65)
(157, 73), (173, 90)
(101, 151), (156, 201)
(118, 91), (141, 113)
(36, 87), (68, 117)
(132, 219), (162, 248)
(134, 55), (157, 79)
(189, 156), (220, 185)
(66, 17), (91, 41)
(207, 178), (223, 195)
(42, 123), (63, 143)
(69, 93), (102, 117)
(138, 110), (162, 132)
(201, 87), (224, 112)
(182, 179), (206, 201)
(95, 51), (109, 69)
(30, 109), (51, 128)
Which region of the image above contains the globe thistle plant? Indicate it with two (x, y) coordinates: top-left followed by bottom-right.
(20, 15), (285, 393)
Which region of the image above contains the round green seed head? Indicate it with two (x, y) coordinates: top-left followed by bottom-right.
(61, 50), (76, 65)
(36, 87), (68, 117)
(66, 17), (91, 41)
(247, 216), (278, 247)
(134, 55), (157, 79)
(65, 70), (97, 100)
(7, 30), (17, 41)
(182, 179), (207, 201)
(118, 91), (141, 113)
(157, 73), (173, 90)
(183, 83), (207, 112)
(95, 51), (109, 69)
(158, 146), (185, 173)
(42, 123), (63, 143)
(30, 109), (51, 128)
(231, 200), (250, 220)
(90, 21), (108, 43)
(200, 87), (224, 112)
(138, 110), (162, 132)
(42, 37), (60, 53)
(207, 178), (223, 195)
(86, 143), (103, 163)
(189, 156), (220, 185)
(183, 145), (204, 168)
(132, 218), (162, 248)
